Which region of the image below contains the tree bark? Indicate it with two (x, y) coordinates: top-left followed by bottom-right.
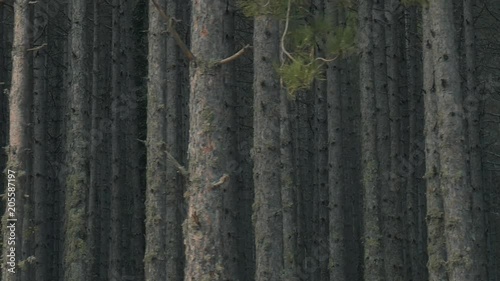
(63, 0), (91, 279)
(2, 1), (29, 280)
(163, 0), (184, 278)
(463, 0), (488, 279)
(183, 0), (239, 279)
(359, 0), (383, 279)
(281, 91), (298, 281)
(252, 14), (283, 281)
(33, 1), (49, 279)
(384, 1), (405, 280)
(430, 1), (474, 280)
(325, 1), (345, 280)
(145, 0), (167, 280)
(422, 4), (448, 281)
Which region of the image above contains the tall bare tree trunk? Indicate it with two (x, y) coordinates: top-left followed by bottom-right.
(325, 1), (345, 280)
(463, 0), (488, 279)
(183, 0), (239, 279)
(63, 0), (91, 279)
(252, 14), (283, 281)
(33, 1), (49, 279)
(422, 4), (448, 281)
(430, 1), (474, 280)
(145, 0), (167, 279)
(163, 0), (184, 279)
(281, 91), (298, 281)
(384, 1), (405, 280)
(109, 1), (126, 279)
(2, 1), (29, 280)
(359, 0), (383, 279)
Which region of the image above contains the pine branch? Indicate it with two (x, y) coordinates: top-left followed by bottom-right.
(150, 0), (195, 62)
(216, 45), (252, 65)
(137, 138), (189, 178)
(280, 0), (295, 64)
(210, 174), (229, 190)
(27, 43), (47, 52)
(164, 149), (189, 177)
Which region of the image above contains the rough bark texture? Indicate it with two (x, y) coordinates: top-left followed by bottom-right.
(404, 7), (423, 281)
(109, 1), (126, 279)
(183, 0), (238, 279)
(359, 0), (383, 280)
(88, 1), (102, 279)
(343, 55), (362, 281)
(164, 0), (184, 279)
(145, 0), (167, 279)
(384, 1), (404, 279)
(2, 1), (29, 280)
(221, 2), (239, 279)
(281, 92), (298, 281)
(252, 15), (283, 281)
(63, 0), (91, 279)
(422, 5), (448, 281)
(463, 0), (488, 279)
(33, 2), (49, 279)
(430, 1), (474, 280)
(325, 1), (345, 280)
(0, 2), (6, 199)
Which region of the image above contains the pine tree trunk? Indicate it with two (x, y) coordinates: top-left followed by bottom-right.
(430, 1), (474, 280)
(164, 0), (183, 278)
(221, 2), (239, 278)
(0, 2), (6, 202)
(463, 0), (488, 279)
(359, 0), (383, 280)
(327, 14), (346, 281)
(385, 1), (404, 280)
(63, 0), (91, 279)
(342, 55), (362, 281)
(145, 0), (167, 279)
(252, 15), (283, 281)
(89, 0), (107, 279)
(109, 1), (127, 278)
(422, 5), (448, 281)
(183, 0), (238, 279)
(281, 92), (298, 281)
(324, 2), (345, 280)
(404, 7), (422, 281)
(33, 1), (49, 279)
(2, 1), (29, 280)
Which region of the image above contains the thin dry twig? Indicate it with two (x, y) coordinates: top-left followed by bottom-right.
(27, 43), (47, 52)
(150, 0), (195, 61)
(280, 0), (295, 65)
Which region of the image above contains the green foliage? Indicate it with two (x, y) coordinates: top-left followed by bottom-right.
(278, 57), (323, 96)
(402, 0), (428, 7)
(239, 0), (358, 94)
(325, 11), (358, 56)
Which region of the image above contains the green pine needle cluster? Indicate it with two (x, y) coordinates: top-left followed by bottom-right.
(279, 12), (357, 94)
(278, 57), (323, 96)
(325, 12), (358, 56)
(239, 0), (358, 95)
(402, 0), (428, 7)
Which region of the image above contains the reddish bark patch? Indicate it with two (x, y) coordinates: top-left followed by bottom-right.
(201, 26), (209, 38)
(202, 140), (215, 154)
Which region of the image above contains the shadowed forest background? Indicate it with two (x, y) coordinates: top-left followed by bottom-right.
(0, 0), (500, 280)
